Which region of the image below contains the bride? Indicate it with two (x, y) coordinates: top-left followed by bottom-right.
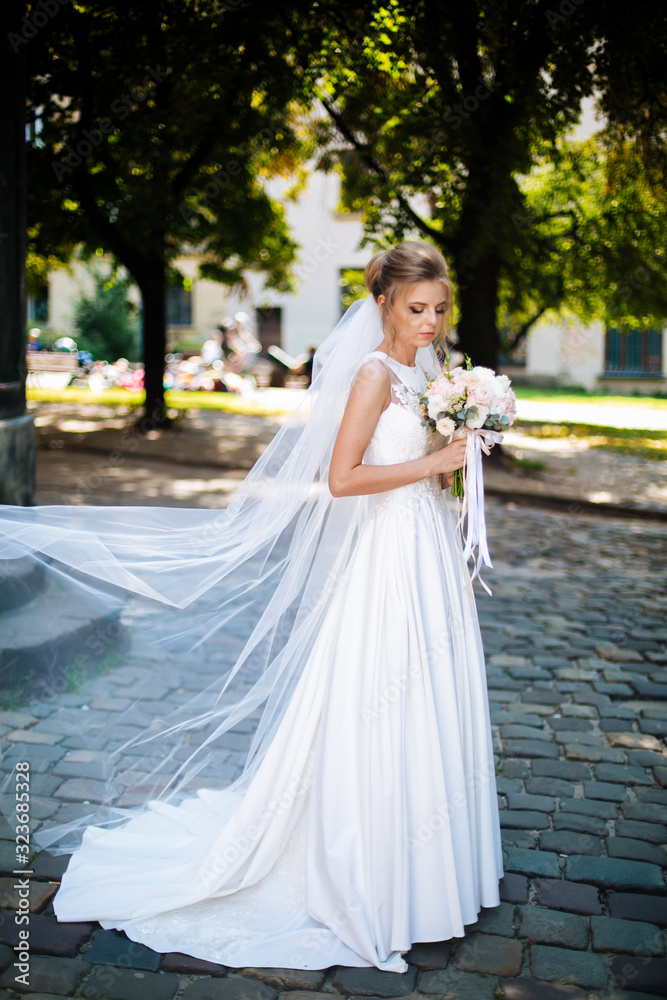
(4, 240), (503, 973)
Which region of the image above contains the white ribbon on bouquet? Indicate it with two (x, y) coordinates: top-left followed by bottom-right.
(455, 427), (504, 594)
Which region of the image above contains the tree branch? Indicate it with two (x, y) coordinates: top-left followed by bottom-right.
(171, 74), (252, 197)
(318, 94), (445, 245)
(66, 21), (146, 274)
(504, 303), (550, 352)
(70, 166), (146, 279)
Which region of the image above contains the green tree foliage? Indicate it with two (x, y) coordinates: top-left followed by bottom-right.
(25, 0), (667, 398)
(499, 138), (667, 354)
(72, 268), (139, 362)
(26, 0), (320, 424)
(307, 0), (667, 367)
(339, 267), (367, 311)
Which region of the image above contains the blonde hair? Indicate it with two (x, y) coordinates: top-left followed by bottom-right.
(364, 241), (454, 351)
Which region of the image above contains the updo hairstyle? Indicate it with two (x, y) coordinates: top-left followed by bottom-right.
(364, 240), (454, 350)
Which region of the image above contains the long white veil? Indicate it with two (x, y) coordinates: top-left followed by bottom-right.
(0, 295), (441, 854)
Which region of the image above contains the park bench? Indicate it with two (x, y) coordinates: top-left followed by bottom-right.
(25, 351), (78, 388)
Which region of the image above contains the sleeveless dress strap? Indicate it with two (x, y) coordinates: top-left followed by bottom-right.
(358, 352), (419, 411)
(362, 351), (406, 383)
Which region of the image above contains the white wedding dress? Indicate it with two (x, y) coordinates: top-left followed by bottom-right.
(53, 350), (504, 973)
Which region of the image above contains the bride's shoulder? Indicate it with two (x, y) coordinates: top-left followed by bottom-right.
(348, 355), (392, 404)
(353, 354), (392, 384)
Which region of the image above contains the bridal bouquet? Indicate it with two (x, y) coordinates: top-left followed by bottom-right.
(418, 357), (517, 590)
(418, 358), (517, 497)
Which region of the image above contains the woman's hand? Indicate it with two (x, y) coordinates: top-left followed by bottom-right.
(430, 434), (467, 478)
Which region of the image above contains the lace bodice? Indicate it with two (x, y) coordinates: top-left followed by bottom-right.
(358, 351), (447, 518)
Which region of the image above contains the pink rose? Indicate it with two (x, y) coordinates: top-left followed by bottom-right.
(449, 369), (469, 392)
(444, 381), (464, 400)
(435, 416), (456, 437)
(468, 384), (494, 406)
(503, 393), (517, 417)
(430, 375), (451, 396)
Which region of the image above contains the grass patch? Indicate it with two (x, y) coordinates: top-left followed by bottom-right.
(60, 645), (126, 693)
(27, 384), (667, 414)
(591, 440), (667, 460)
(510, 456), (547, 472)
(518, 421), (667, 460)
(520, 421), (667, 440)
(513, 386), (667, 409)
(0, 670), (38, 711)
(28, 386), (142, 407)
(0, 645), (126, 712)
(27, 386), (295, 416)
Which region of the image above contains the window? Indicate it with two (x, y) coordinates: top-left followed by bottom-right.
(166, 285), (192, 326)
(604, 327), (663, 376)
(28, 285), (49, 323)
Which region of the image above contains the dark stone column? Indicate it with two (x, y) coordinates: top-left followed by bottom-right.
(0, 0), (35, 505)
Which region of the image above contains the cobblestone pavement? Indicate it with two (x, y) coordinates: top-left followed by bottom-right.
(1, 500), (666, 1000)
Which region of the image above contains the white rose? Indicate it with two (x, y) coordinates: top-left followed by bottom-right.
(471, 366), (496, 382)
(435, 416), (456, 437)
(427, 395), (447, 420)
(491, 374), (511, 410)
(466, 404), (489, 429)
(467, 367), (490, 388)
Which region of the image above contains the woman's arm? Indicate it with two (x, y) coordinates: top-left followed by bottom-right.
(328, 361), (467, 498)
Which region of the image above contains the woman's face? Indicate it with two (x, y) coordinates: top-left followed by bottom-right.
(378, 280), (448, 351)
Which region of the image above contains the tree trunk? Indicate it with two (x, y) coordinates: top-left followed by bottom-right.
(136, 266), (170, 430)
(454, 255), (502, 371)
(454, 254), (511, 467)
